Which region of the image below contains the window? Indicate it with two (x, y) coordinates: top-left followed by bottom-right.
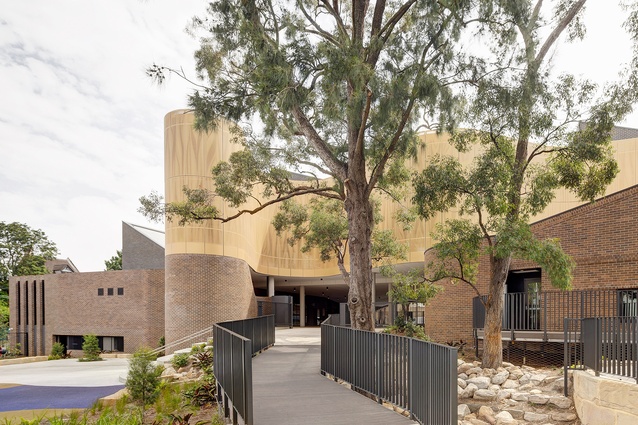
(16, 283), (21, 325)
(107, 288), (114, 296)
(41, 280), (45, 325)
(98, 288), (104, 296)
(618, 290), (638, 317)
(32, 280), (37, 325)
(117, 287), (124, 296)
(25, 281), (28, 325)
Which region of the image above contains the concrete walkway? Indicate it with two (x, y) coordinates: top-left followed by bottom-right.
(252, 327), (416, 425)
(0, 358), (127, 416)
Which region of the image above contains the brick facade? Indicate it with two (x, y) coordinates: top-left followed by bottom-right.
(424, 185), (638, 345)
(164, 254), (258, 349)
(8, 269), (164, 356)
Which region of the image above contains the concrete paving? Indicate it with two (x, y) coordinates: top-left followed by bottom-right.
(0, 358), (127, 414)
(252, 327), (417, 425)
(0, 358), (129, 387)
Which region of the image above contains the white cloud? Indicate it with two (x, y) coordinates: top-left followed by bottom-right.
(0, 1), (636, 272)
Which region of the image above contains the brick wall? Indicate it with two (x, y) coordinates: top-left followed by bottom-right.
(425, 185), (638, 344)
(164, 254), (258, 349)
(8, 269), (165, 356)
(122, 222), (165, 270)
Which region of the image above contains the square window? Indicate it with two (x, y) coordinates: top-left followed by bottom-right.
(98, 288), (104, 296)
(107, 288), (114, 296)
(117, 287), (124, 296)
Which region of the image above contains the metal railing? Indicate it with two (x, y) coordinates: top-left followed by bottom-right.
(214, 315), (275, 425)
(321, 315), (457, 425)
(257, 296), (293, 328)
(474, 289), (638, 334)
(150, 326), (215, 357)
(564, 316), (638, 395)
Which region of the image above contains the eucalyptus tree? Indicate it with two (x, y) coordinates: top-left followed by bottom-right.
(413, 0), (638, 368)
(0, 221), (58, 293)
(145, 0), (473, 330)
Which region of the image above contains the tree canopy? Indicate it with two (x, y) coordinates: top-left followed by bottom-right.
(412, 0), (638, 368)
(0, 221), (58, 291)
(144, 0), (475, 330)
(104, 250), (123, 271)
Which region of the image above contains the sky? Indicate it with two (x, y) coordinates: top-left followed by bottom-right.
(0, 1), (636, 272)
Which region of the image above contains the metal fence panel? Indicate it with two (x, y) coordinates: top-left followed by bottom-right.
(213, 315), (275, 425)
(321, 321), (457, 425)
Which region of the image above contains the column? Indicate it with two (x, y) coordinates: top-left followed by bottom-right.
(267, 276), (275, 297)
(300, 286), (306, 327)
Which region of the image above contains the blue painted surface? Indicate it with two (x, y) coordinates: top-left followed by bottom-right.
(0, 385), (124, 412)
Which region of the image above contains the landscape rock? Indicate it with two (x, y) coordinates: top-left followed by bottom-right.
(548, 395), (572, 409)
(477, 406), (496, 425)
(523, 412), (550, 423)
(473, 389), (497, 401)
(468, 376), (492, 389)
(494, 411), (516, 425)
(551, 412), (578, 422)
(458, 404), (471, 418)
(528, 394), (550, 405)
(501, 379), (519, 389)
(458, 378), (468, 389)
(491, 371), (510, 385)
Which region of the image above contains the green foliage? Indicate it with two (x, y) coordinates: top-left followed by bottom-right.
(182, 380), (217, 408)
(192, 351), (214, 375)
(143, 0), (475, 330)
(171, 352), (191, 369)
(382, 267), (442, 310)
(81, 334), (101, 361)
(0, 221), (58, 298)
(49, 342), (66, 360)
(190, 343), (207, 355)
(385, 315), (430, 341)
(104, 250), (122, 271)
(125, 347), (164, 408)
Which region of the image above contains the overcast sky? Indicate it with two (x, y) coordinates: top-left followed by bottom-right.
(0, 1), (636, 272)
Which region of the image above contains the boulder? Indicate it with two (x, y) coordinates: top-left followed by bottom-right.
(501, 379), (519, 389)
(548, 395), (572, 409)
(528, 394), (550, 405)
(477, 406), (496, 425)
(523, 412), (549, 423)
(473, 389), (498, 401)
(467, 377), (491, 389)
(458, 404), (472, 418)
(458, 378), (468, 389)
(491, 371), (510, 385)
(494, 411), (516, 425)
(551, 412), (578, 422)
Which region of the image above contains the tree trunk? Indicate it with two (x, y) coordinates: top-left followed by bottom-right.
(345, 163), (375, 331)
(482, 255), (511, 369)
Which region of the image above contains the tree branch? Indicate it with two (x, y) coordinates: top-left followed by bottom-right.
(292, 105), (348, 181)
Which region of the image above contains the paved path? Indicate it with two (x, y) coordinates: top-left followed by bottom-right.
(252, 328), (416, 425)
(0, 358), (127, 414)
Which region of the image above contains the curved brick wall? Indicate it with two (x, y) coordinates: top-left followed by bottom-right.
(165, 254), (257, 347)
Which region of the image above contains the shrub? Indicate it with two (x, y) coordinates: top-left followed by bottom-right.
(171, 352), (190, 369)
(192, 351), (213, 375)
(126, 347), (164, 417)
(182, 380), (217, 407)
(49, 342), (66, 360)
(81, 334), (101, 361)
(384, 315), (430, 341)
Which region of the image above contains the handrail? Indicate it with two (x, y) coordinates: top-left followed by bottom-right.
(150, 325), (215, 356)
(321, 320), (458, 424)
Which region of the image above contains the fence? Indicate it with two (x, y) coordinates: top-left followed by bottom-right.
(214, 315), (275, 425)
(474, 289), (637, 334)
(257, 295), (293, 328)
(321, 315), (457, 424)
(564, 317), (638, 396)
